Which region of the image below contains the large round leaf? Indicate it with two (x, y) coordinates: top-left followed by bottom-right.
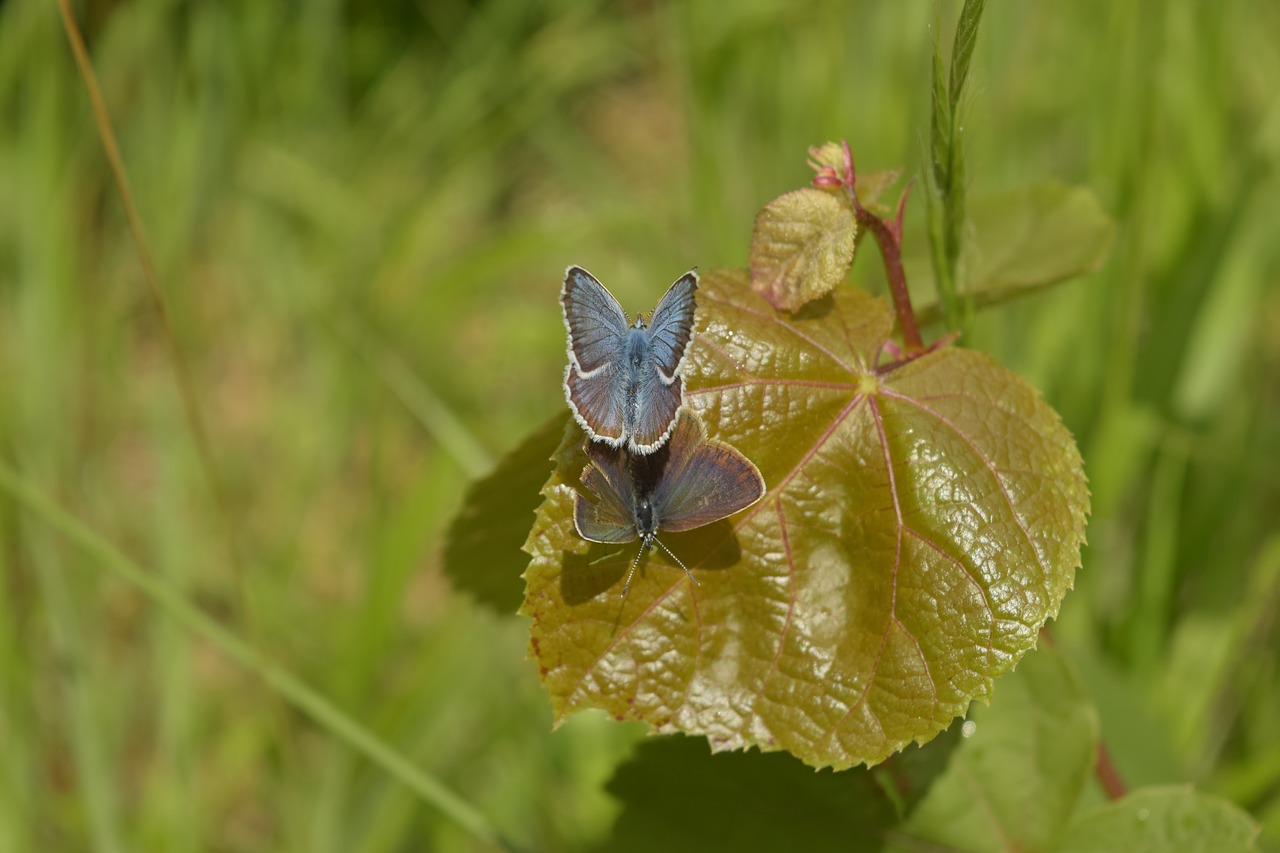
(521, 268), (1089, 769)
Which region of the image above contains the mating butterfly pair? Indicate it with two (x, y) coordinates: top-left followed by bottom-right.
(560, 266), (766, 598)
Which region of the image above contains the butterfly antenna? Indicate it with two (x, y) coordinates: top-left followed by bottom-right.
(653, 536), (700, 587)
(620, 541), (647, 600)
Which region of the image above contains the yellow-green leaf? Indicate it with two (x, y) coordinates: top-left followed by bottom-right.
(965, 181), (1114, 295)
(522, 269), (1089, 770)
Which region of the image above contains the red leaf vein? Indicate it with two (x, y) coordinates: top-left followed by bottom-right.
(879, 389), (1051, 587)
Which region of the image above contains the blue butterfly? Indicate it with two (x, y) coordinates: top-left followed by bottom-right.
(574, 409), (766, 598)
(561, 265), (698, 454)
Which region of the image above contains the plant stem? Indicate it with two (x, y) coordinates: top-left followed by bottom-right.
(855, 207), (922, 352)
(838, 141), (923, 352)
(55, 0), (248, 587)
(54, 3), (317, 833)
(1095, 742), (1128, 800)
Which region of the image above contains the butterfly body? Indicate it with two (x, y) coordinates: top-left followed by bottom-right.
(562, 266), (698, 454)
(574, 409), (766, 598)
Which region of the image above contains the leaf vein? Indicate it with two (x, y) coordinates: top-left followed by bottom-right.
(760, 500), (798, 696)
(564, 577), (695, 707)
(903, 525), (995, 678)
(701, 291), (859, 376)
(687, 378), (858, 396)
(880, 389), (1051, 589)
(694, 334), (756, 379)
(818, 395), (900, 745)
(892, 389), (1043, 431)
(892, 616), (940, 707)
(730, 393), (869, 539)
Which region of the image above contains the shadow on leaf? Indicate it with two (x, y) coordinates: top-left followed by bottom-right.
(593, 728), (961, 853)
(559, 520), (743, 606)
(790, 292), (836, 321)
(443, 413), (567, 612)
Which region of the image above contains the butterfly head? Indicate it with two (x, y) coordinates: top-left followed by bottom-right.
(619, 525), (698, 601)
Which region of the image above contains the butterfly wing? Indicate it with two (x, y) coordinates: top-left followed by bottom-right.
(651, 411), (765, 533)
(646, 271), (698, 383)
(564, 364), (627, 445)
(573, 441), (639, 544)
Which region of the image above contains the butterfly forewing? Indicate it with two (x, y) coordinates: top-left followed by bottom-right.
(646, 272), (698, 383)
(561, 266), (629, 375)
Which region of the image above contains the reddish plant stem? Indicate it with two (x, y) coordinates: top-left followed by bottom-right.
(836, 140), (923, 353)
(1038, 628), (1128, 801)
(1095, 742), (1128, 800)
(855, 208), (922, 352)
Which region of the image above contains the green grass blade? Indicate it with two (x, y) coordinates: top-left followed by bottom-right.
(928, 14), (958, 328)
(23, 521), (124, 853)
(949, 0), (986, 117)
(926, 0), (987, 338)
(0, 463), (509, 851)
(325, 313), (492, 479)
(929, 23), (950, 194)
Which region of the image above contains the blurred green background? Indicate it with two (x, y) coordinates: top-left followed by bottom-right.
(2, 0), (1278, 849)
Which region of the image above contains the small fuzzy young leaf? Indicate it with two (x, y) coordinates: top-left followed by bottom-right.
(893, 647), (1098, 851)
(522, 269), (1089, 770)
(855, 167), (904, 217)
(749, 188), (856, 312)
(1056, 786), (1260, 853)
(807, 141), (847, 175)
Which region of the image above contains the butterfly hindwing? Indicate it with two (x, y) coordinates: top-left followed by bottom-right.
(626, 372), (683, 453)
(571, 410), (763, 599)
(564, 363), (627, 445)
(573, 441), (638, 544)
